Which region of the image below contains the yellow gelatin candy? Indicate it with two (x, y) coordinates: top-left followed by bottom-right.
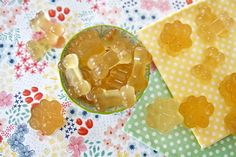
(87, 47), (132, 80)
(67, 30), (105, 67)
(191, 47), (225, 82)
(159, 20), (192, 56)
(219, 73), (236, 107)
(128, 47), (152, 92)
(62, 53), (91, 96)
(179, 96), (214, 128)
(146, 98), (183, 134)
(101, 64), (132, 90)
(224, 107), (236, 135)
(196, 4), (235, 43)
(29, 99), (65, 135)
(92, 85), (136, 111)
(26, 40), (49, 61)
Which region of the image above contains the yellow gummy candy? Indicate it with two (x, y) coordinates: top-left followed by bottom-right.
(146, 98), (183, 134)
(191, 47), (225, 82)
(128, 47), (152, 92)
(195, 3), (235, 43)
(29, 99), (65, 135)
(62, 53), (91, 96)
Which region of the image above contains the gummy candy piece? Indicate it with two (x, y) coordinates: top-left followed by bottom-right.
(101, 64), (133, 90)
(87, 46), (132, 80)
(62, 53), (91, 96)
(179, 96), (214, 128)
(159, 20), (192, 56)
(219, 73), (236, 107)
(191, 47), (225, 82)
(195, 4), (235, 43)
(29, 99), (64, 135)
(67, 29), (105, 67)
(27, 11), (65, 60)
(128, 47), (152, 92)
(224, 107), (236, 135)
(90, 85), (136, 111)
(146, 98), (183, 134)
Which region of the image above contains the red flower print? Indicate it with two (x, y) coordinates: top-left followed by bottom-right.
(16, 72), (23, 79)
(104, 126), (117, 137)
(103, 139), (112, 149)
(17, 42), (24, 49)
(0, 8), (9, 16)
(118, 133), (129, 143)
(12, 6), (22, 15)
(91, 4), (99, 12)
(23, 0), (30, 5)
(68, 136), (87, 157)
(6, 16), (16, 28)
(0, 135), (3, 143)
(115, 118), (127, 129)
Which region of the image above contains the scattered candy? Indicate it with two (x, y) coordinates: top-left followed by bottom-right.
(58, 13), (65, 21)
(128, 47), (152, 92)
(64, 7), (70, 15)
(195, 3), (235, 43)
(159, 20), (192, 56)
(224, 107), (236, 135)
(146, 98), (183, 134)
(27, 11), (65, 60)
(61, 53), (91, 96)
(29, 99), (65, 135)
(191, 47), (225, 82)
(48, 9), (56, 17)
(179, 96), (214, 128)
(219, 73), (236, 107)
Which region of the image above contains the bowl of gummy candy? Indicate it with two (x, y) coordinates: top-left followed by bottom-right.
(58, 25), (152, 114)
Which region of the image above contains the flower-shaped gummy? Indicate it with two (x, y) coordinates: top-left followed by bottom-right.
(219, 73), (236, 107)
(159, 20), (192, 56)
(29, 99), (65, 135)
(146, 98), (183, 134)
(179, 96), (214, 128)
(224, 108), (236, 135)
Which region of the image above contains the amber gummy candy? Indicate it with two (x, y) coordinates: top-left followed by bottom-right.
(195, 3), (235, 43)
(159, 20), (192, 56)
(219, 73), (236, 107)
(146, 98), (183, 134)
(224, 108), (236, 135)
(29, 99), (64, 135)
(179, 96), (214, 128)
(67, 29), (105, 67)
(191, 47), (225, 82)
(128, 47), (152, 92)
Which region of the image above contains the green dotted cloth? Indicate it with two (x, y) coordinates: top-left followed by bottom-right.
(124, 70), (236, 157)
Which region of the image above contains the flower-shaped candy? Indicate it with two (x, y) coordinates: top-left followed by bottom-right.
(224, 108), (236, 135)
(179, 96), (214, 128)
(29, 99), (65, 135)
(159, 20), (192, 56)
(146, 98), (183, 134)
(219, 73), (236, 107)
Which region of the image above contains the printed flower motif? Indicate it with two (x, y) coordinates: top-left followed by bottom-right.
(159, 20), (192, 56)
(98, 8), (107, 16)
(118, 133), (129, 143)
(146, 98), (183, 134)
(7, 133), (24, 152)
(18, 145), (35, 157)
(12, 6), (22, 15)
(0, 135), (3, 143)
(0, 7), (9, 16)
(103, 139), (113, 149)
(179, 96), (214, 128)
(0, 118), (6, 130)
(16, 124), (29, 135)
(6, 16), (16, 28)
(32, 31), (45, 41)
(68, 136), (87, 157)
(115, 118), (127, 129)
(141, 0), (155, 10)
(0, 91), (13, 107)
(109, 7), (121, 15)
(104, 126), (117, 137)
(113, 144), (122, 151)
(156, 0), (170, 12)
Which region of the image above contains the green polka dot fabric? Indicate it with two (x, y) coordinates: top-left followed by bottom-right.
(124, 70), (236, 157)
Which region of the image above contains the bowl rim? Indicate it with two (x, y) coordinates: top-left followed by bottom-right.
(59, 24), (149, 114)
